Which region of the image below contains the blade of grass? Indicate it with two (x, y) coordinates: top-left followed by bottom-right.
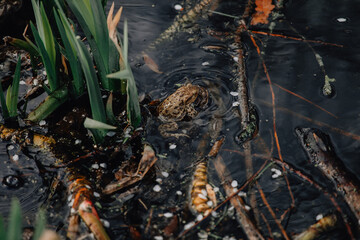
(123, 19), (128, 63)
(84, 117), (116, 130)
(78, 41), (108, 142)
(56, 6), (108, 142)
(32, 210), (46, 240)
(31, 0), (58, 91)
(54, 8), (84, 96)
(106, 92), (117, 124)
(107, 20), (141, 127)
(4, 37), (40, 60)
(107, 66), (141, 127)
(6, 56), (21, 117)
(0, 216), (5, 240)
(30, 22), (58, 92)
(0, 81), (10, 120)
(7, 198), (21, 240)
(27, 86), (68, 122)
(90, 0), (109, 65)
(66, 0), (110, 89)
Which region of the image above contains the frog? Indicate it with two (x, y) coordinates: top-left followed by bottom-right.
(157, 83), (209, 138)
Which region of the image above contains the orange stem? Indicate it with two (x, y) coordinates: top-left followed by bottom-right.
(250, 30), (344, 48)
(257, 183), (290, 240)
(273, 82), (338, 118)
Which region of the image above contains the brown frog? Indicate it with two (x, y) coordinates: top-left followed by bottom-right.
(157, 83), (208, 138)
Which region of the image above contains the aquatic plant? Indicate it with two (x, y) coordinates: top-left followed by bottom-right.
(0, 56), (21, 120)
(0, 198), (47, 240)
(6, 0), (141, 142)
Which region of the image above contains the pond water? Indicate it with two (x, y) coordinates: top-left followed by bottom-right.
(0, 0), (360, 239)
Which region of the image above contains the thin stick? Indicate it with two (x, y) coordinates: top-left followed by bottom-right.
(250, 30), (344, 48)
(257, 183), (291, 240)
(248, 33), (296, 208)
(257, 99), (360, 141)
(273, 83), (338, 118)
(214, 156), (265, 240)
(260, 212), (274, 239)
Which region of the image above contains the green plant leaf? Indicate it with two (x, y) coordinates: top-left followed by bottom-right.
(31, 0), (58, 92)
(39, 1), (56, 66)
(107, 65), (141, 128)
(54, 7), (84, 96)
(7, 198), (21, 240)
(0, 216), (5, 240)
(0, 79), (10, 120)
(89, 0), (109, 65)
(32, 210), (46, 240)
(123, 19), (128, 63)
(27, 86), (68, 122)
(66, 0), (114, 90)
(84, 117), (117, 130)
(107, 69), (129, 79)
(4, 37), (39, 60)
(106, 92), (116, 124)
(55, 7), (108, 143)
(6, 56), (21, 117)
(30, 22), (58, 92)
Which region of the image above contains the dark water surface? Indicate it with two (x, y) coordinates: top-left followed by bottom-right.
(0, 0), (360, 239)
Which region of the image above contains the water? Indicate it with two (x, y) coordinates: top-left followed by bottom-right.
(1, 0), (360, 239)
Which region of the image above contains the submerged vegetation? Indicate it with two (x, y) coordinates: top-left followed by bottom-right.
(6, 0), (140, 143)
(0, 0), (359, 239)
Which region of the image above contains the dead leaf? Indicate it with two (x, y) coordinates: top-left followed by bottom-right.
(143, 53), (163, 74)
(103, 144), (158, 194)
(250, 0), (275, 25)
(107, 2), (124, 65)
(163, 215), (178, 237)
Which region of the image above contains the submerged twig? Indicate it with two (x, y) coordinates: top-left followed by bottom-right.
(214, 156), (265, 240)
(294, 214), (338, 240)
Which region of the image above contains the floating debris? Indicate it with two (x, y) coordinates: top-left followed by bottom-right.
(184, 221), (195, 230)
(294, 214), (337, 240)
(39, 120), (46, 126)
(296, 127), (360, 221)
(169, 143), (177, 149)
(231, 180), (238, 188)
(336, 17), (347, 23)
(232, 101), (240, 107)
(174, 4), (183, 11)
(153, 185), (161, 192)
(163, 212), (174, 218)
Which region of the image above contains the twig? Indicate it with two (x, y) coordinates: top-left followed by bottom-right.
(250, 30), (344, 48)
(257, 183), (291, 240)
(273, 82), (338, 118)
(256, 99), (360, 141)
(214, 156), (265, 240)
(248, 32), (296, 208)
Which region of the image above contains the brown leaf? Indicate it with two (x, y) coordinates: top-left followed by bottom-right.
(250, 0), (275, 25)
(143, 53), (163, 74)
(163, 215), (178, 237)
(129, 226), (142, 240)
(103, 144), (158, 194)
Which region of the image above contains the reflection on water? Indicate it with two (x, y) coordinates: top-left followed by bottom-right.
(0, 0), (359, 238)
(116, 0), (360, 238)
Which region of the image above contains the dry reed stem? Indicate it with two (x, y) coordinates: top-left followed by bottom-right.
(257, 182), (291, 240)
(250, 30), (344, 48)
(214, 156), (265, 240)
